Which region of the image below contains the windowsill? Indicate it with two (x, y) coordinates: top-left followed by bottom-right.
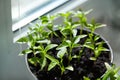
(13, 0), (88, 43)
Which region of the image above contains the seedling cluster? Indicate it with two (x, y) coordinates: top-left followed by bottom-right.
(16, 10), (115, 79)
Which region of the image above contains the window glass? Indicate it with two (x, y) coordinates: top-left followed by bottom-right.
(11, 0), (68, 31)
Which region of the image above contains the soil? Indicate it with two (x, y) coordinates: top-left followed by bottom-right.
(27, 30), (112, 80)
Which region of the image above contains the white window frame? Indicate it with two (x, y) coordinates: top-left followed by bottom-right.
(13, 0), (88, 42)
(12, 0), (69, 31)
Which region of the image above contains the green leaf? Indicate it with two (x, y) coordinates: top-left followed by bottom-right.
(34, 51), (41, 55)
(57, 47), (67, 58)
(42, 31), (50, 38)
(48, 61), (57, 71)
(64, 21), (71, 27)
(96, 78), (101, 80)
(56, 40), (70, 50)
(61, 28), (71, 36)
(50, 14), (57, 21)
(45, 54), (59, 64)
(35, 23), (40, 27)
(37, 39), (50, 44)
(40, 57), (47, 70)
(116, 76), (120, 80)
(94, 35), (100, 41)
(96, 42), (105, 45)
(114, 74), (120, 79)
(83, 43), (94, 50)
(89, 57), (96, 61)
(72, 29), (77, 37)
(57, 40), (71, 50)
(81, 16), (87, 23)
(19, 49), (32, 56)
(91, 19), (96, 26)
(53, 31), (59, 37)
(83, 76), (90, 80)
(72, 55), (79, 58)
(56, 44), (67, 50)
(65, 65), (74, 71)
(102, 70), (112, 80)
(28, 27), (33, 31)
(28, 40), (36, 48)
(16, 36), (28, 43)
(40, 16), (49, 24)
(72, 24), (80, 29)
(84, 9), (93, 15)
(74, 11), (82, 18)
(98, 47), (110, 52)
(28, 57), (39, 66)
(45, 44), (58, 52)
(33, 46), (41, 50)
(94, 50), (100, 57)
(59, 11), (72, 18)
(47, 23), (53, 31)
(96, 24), (106, 29)
(94, 41), (110, 58)
(73, 35), (87, 44)
(114, 67), (120, 74)
(104, 63), (120, 80)
(102, 63), (114, 80)
(66, 40), (72, 47)
(72, 44), (80, 48)
(28, 33), (34, 41)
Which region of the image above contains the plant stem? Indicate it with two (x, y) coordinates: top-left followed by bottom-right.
(80, 24), (84, 35)
(68, 46), (72, 63)
(60, 59), (65, 75)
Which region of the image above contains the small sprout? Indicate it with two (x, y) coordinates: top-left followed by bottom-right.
(86, 19), (106, 33)
(45, 44), (58, 52)
(73, 35), (87, 44)
(94, 42), (110, 58)
(19, 49), (32, 56)
(57, 47), (67, 59)
(16, 36), (28, 44)
(84, 34), (110, 60)
(59, 11), (72, 19)
(65, 65), (74, 71)
(89, 57), (97, 61)
(48, 61), (58, 71)
(72, 29), (77, 37)
(83, 76), (90, 80)
(28, 57), (40, 66)
(102, 62), (120, 80)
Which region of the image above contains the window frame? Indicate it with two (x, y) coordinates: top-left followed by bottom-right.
(12, 0), (69, 31)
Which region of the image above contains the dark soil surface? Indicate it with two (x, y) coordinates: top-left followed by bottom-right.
(27, 30), (112, 80)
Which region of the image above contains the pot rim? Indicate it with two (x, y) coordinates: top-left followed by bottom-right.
(25, 54), (38, 80)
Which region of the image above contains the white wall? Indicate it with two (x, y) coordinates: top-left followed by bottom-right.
(0, 0), (34, 80)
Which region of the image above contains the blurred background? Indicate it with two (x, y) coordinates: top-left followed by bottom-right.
(0, 0), (120, 80)
(82, 0), (120, 67)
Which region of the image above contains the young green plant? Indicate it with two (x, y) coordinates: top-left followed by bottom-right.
(102, 62), (120, 80)
(83, 19), (109, 60)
